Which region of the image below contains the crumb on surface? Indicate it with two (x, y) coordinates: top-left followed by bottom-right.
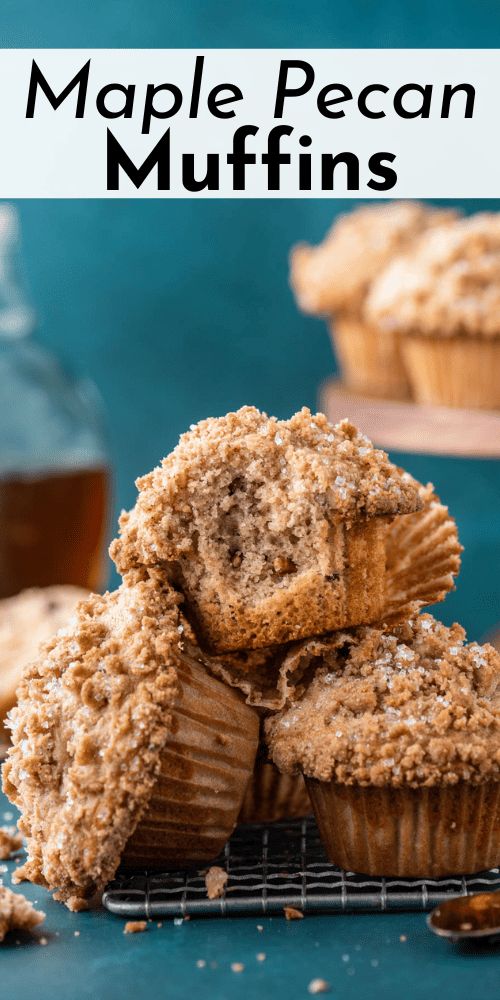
(205, 866), (228, 900)
(231, 963), (245, 973)
(123, 920), (147, 935)
(256, 952), (266, 961)
(0, 886), (45, 943)
(284, 906), (304, 920)
(0, 826), (23, 860)
(196, 959), (206, 968)
(308, 979), (331, 995)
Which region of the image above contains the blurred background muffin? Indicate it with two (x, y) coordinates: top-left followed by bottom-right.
(367, 213), (500, 409)
(290, 202), (458, 400)
(0, 585), (88, 744)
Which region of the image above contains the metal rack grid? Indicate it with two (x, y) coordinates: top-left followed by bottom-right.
(103, 817), (500, 919)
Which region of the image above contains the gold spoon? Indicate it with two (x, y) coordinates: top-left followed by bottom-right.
(427, 892), (500, 943)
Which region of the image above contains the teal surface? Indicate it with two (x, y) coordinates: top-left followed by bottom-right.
(0, 788), (498, 1000)
(1, 2), (500, 997)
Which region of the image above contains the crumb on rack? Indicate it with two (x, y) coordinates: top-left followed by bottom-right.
(0, 827), (23, 861)
(205, 865), (228, 900)
(284, 906), (304, 920)
(123, 920), (147, 935)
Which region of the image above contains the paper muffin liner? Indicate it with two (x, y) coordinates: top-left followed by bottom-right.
(307, 780), (500, 877)
(330, 315), (411, 400)
(401, 336), (500, 409)
(384, 481), (462, 621)
(123, 657), (260, 868)
(201, 629), (352, 712)
(238, 757), (311, 824)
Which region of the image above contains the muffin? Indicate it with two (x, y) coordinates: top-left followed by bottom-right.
(195, 479), (461, 703)
(290, 202), (458, 399)
(0, 586), (88, 737)
(239, 753), (311, 825)
(266, 614), (500, 877)
(366, 213), (500, 409)
(110, 407), (424, 653)
(2, 573), (259, 909)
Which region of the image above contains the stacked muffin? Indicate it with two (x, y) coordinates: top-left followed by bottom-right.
(4, 406), (499, 911)
(291, 205), (500, 409)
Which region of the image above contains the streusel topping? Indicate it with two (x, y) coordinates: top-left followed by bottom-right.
(367, 213), (500, 339)
(3, 573), (182, 909)
(266, 614), (500, 787)
(111, 407), (421, 577)
(290, 202), (457, 316)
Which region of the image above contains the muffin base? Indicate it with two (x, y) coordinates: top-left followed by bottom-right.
(330, 316), (410, 401)
(123, 658), (259, 868)
(239, 759), (311, 824)
(307, 780), (500, 877)
(402, 336), (500, 409)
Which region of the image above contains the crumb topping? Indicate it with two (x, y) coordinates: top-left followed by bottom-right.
(290, 202), (457, 316)
(0, 886), (45, 942)
(0, 826), (23, 860)
(111, 407), (421, 576)
(2, 574), (183, 908)
(367, 213), (500, 339)
(266, 615), (500, 787)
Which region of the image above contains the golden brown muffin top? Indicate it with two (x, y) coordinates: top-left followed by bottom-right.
(289, 201), (457, 316)
(266, 614), (500, 788)
(111, 406), (422, 577)
(367, 213), (500, 339)
(3, 574), (182, 910)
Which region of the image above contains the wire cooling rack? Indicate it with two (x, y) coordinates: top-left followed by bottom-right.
(103, 817), (500, 919)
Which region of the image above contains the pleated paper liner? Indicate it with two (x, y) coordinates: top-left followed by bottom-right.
(306, 780), (500, 878)
(402, 336), (500, 410)
(239, 757), (311, 824)
(202, 482), (461, 712)
(123, 657), (259, 869)
(330, 315), (411, 401)
(384, 481), (462, 622)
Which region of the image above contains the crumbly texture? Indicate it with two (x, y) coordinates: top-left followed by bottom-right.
(366, 213), (500, 339)
(0, 886), (45, 942)
(111, 407), (421, 652)
(0, 586), (88, 730)
(0, 826), (23, 860)
(205, 866), (228, 900)
(266, 614), (500, 787)
(289, 202), (457, 316)
(123, 920), (147, 934)
(3, 574), (183, 909)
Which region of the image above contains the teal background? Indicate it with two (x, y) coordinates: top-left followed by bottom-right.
(1, 2), (500, 998)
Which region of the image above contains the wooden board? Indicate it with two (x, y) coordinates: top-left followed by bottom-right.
(320, 379), (500, 459)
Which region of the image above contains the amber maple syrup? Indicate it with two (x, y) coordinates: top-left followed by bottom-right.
(0, 465), (110, 599)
